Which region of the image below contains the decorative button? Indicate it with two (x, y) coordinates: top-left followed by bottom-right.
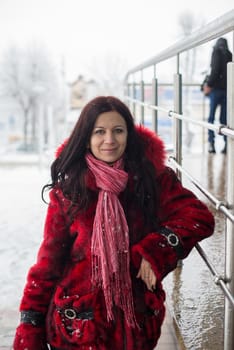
(158, 227), (184, 258)
(165, 232), (179, 247)
(64, 308), (76, 319)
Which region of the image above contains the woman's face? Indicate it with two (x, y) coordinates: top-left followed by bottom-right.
(89, 111), (128, 164)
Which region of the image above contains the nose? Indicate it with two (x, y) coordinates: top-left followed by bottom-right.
(104, 131), (115, 143)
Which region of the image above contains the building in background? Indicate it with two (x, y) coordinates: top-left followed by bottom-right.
(0, 73), (99, 154)
(66, 75), (98, 133)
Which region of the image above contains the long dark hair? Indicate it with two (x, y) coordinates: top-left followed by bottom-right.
(42, 96), (159, 228)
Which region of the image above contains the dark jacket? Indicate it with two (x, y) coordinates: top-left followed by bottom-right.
(13, 126), (215, 350)
(207, 37), (232, 90)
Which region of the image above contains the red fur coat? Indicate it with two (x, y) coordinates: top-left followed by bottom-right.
(13, 126), (214, 350)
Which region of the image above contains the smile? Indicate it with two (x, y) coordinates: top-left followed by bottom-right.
(101, 149), (117, 152)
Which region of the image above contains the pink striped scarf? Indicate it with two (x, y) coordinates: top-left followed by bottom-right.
(85, 153), (136, 327)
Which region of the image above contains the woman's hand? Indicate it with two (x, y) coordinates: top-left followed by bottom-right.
(136, 257), (157, 292)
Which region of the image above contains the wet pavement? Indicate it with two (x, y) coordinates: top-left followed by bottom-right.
(164, 143), (227, 350)
(157, 306), (182, 350)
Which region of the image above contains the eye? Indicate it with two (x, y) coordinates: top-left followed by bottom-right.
(114, 128), (125, 134)
(94, 129), (105, 135)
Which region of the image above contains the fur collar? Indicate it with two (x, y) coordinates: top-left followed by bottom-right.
(135, 125), (166, 175)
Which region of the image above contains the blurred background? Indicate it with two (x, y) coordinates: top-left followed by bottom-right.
(0, 0), (233, 157)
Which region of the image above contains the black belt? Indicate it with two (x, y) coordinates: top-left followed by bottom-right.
(21, 310), (45, 326)
(58, 307), (94, 320)
(158, 226), (184, 258)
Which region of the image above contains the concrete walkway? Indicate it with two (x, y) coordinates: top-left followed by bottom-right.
(156, 305), (183, 350)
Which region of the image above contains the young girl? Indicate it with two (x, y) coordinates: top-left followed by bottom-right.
(13, 96), (214, 349)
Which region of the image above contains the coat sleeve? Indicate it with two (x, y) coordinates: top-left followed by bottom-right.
(131, 166), (215, 282)
(19, 188), (72, 314)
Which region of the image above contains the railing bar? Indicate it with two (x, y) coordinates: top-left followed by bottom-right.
(169, 111), (234, 138)
(169, 157), (220, 205)
(125, 96), (168, 113)
(196, 244), (234, 308)
(127, 82), (205, 87)
(195, 244), (218, 276)
(125, 96), (234, 139)
(168, 157), (234, 223)
(127, 82), (186, 87)
(125, 10), (234, 77)
(220, 281), (234, 308)
(219, 206), (234, 222)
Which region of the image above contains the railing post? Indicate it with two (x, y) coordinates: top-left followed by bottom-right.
(132, 81), (136, 116)
(127, 82), (130, 107)
(140, 78), (145, 125)
(224, 60), (234, 350)
(124, 79), (129, 107)
(152, 77), (158, 133)
(173, 54), (183, 179)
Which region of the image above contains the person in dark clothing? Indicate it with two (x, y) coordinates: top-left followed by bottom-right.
(206, 37), (232, 154)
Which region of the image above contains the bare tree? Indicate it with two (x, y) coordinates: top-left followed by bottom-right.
(0, 46), (31, 147)
(86, 52), (129, 98)
(0, 43), (60, 149)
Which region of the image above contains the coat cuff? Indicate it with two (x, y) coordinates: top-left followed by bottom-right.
(20, 310), (45, 326)
(157, 227), (184, 257)
(131, 229), (182, 281)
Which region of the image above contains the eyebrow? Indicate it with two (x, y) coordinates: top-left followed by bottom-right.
(94, 125), (126, 129)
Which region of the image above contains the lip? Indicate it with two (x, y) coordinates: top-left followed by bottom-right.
(101, 149), (117, 152)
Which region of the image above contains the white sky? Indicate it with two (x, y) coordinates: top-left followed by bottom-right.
(0, 0), (233, 81)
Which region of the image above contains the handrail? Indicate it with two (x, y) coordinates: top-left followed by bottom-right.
(168, 156), (234, 222)
(195, 244), (234, 308)
(124, 10), (234, 78)
(125, 96), (234, 138)
(124, 9), (234, 350)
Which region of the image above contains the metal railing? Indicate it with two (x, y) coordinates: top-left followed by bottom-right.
(124, 10), (234, 350)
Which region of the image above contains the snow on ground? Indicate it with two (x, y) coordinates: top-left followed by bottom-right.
(0, 164), (50, 347)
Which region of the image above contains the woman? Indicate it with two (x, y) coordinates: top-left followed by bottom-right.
(13, 96), (214, 349)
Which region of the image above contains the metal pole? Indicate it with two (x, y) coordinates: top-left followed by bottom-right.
(47, 105), (55, 150)
(173, 54), (183, 179)
(132, 81), (136, 117)
(38, 102), (44, 170)
(224, 60), (234, 350)
(152, 77), (158, 133)
(127, 82), (130, 108)
(140, 79), (145, 125)
(202, 96), (207, 153)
